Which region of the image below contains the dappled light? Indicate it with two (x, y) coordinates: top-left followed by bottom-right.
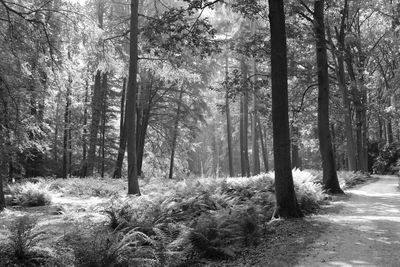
(297, 175), (400, 266)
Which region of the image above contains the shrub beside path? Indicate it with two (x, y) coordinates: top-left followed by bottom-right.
(296, 175), (400, 266)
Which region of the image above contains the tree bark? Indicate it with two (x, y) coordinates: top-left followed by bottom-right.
(62, 80), (71, 179)
(327, 5), (357, 171)
(240, 94), (246, 177)
(225, 56), (234, 177)
(81, 80), (89, 177)
(126, 0), (140, 194)
(100, 73), (108, 178)
(240, 58), (250, 177)
(86, 71), (102, 176)
(314, 0), (343, 193)
(169, 88), (184, 179)
(251, 20), (260, 175)
(136, 75), (150, 177)
(113, 78), (127, 178)
(257, 117), (269, 172)
(268, 0), (303, 218)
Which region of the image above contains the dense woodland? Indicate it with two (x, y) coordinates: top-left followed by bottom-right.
(2, 0), (400, 209)
(1, 0), (400, 265)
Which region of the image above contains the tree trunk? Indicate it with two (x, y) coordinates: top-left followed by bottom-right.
(81, 80), (89, 177)
(327, 6), (357, 171)
(241, 58), (250, 177)
(100, 73), (108, 178)
(225, 56), (234, 177)
(291, 125), (301, 169)
(251, 20), (260, 175)
(126, 0), (140, 194)
(0, 163), (5, 211)
(62, 83), (71, 179)
(113, 78), (127, 179)
(86, 71), (102, 176)
(314, 0), (343, 193)
(268, 0), (303, 218)
(257, 117), (269, 172)
(240, 94), (246, 177)
(169, 88), (184, 179)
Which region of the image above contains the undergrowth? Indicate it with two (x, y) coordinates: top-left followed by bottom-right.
(0, 215), (49, 266)
(0, 170), (369, 265)
(6, 181), (51, 207)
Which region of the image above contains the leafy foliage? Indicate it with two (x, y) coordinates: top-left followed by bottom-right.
(0, 215), (49, 266)
(6, 181), (51, 207)
(372, 143), (400, 174)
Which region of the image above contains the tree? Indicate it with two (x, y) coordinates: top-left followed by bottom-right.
(268, 0), (303, 218)
(125, 0), (140, 195)
(313, 0), (343, 193)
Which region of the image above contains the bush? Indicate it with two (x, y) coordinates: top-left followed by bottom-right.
(0, 215), (49, 266)
(49, 177), (125, 197)
(372, 142), (400, 174)
(337, 171), (370, 189)
(6, 182), (51, 207)
(64, 224), (177, 267)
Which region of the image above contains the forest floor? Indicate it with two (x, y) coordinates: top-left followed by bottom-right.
(224, 175), (400, 267)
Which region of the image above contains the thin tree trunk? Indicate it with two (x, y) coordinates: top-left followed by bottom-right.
(225, 56), (234, 177)
(62, 84), (71, 179)
(240, 94), (246, 177)
(113, 78), (127, 178)
(169, 88), (184, 179)
(241, 58), (250, 177)
(86, 71), (102, 176)
(100, 73), (108, 178)
(327, 7), (357, 171)
(268, 0), (303, 218)
(0, 163), (5, 211)
(81, 80), (89, 177)
(257, 117), (269, 172)
(137, 104), (150, 177)
(126, 0), (140, 194)
(314, 0), (343, 193)
(251, 20), (260, 175)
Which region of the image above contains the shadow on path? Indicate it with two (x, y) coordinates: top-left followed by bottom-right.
(296, 175), (400, 267)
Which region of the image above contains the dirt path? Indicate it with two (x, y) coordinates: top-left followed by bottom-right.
(297, 175), (400, 266)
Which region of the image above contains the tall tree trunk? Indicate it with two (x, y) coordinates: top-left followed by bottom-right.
(169, 88), (184, 179)
(314, 0), (343, 193)
(257, 117), (269, 172)
(86, 71), (102, 176)
(86, 2), (106, 177)
(81, 80), (89, 177)
(251, 20), (260, 175)
(100, 73), (108, 178)
(225, 56), (234, 177)
(0, 161), (5, 211)
(239, 94), (246, 177)
(327, 4), (357, 171)
(62, 83), (71, 179)
(113, 78), (127, 179)
(53, 93), (60, 164)
(268, 0), (303, 218)
(126, 0), (140, 194)
(241, 58), (250, 177)
(345, 52), (367, 172)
